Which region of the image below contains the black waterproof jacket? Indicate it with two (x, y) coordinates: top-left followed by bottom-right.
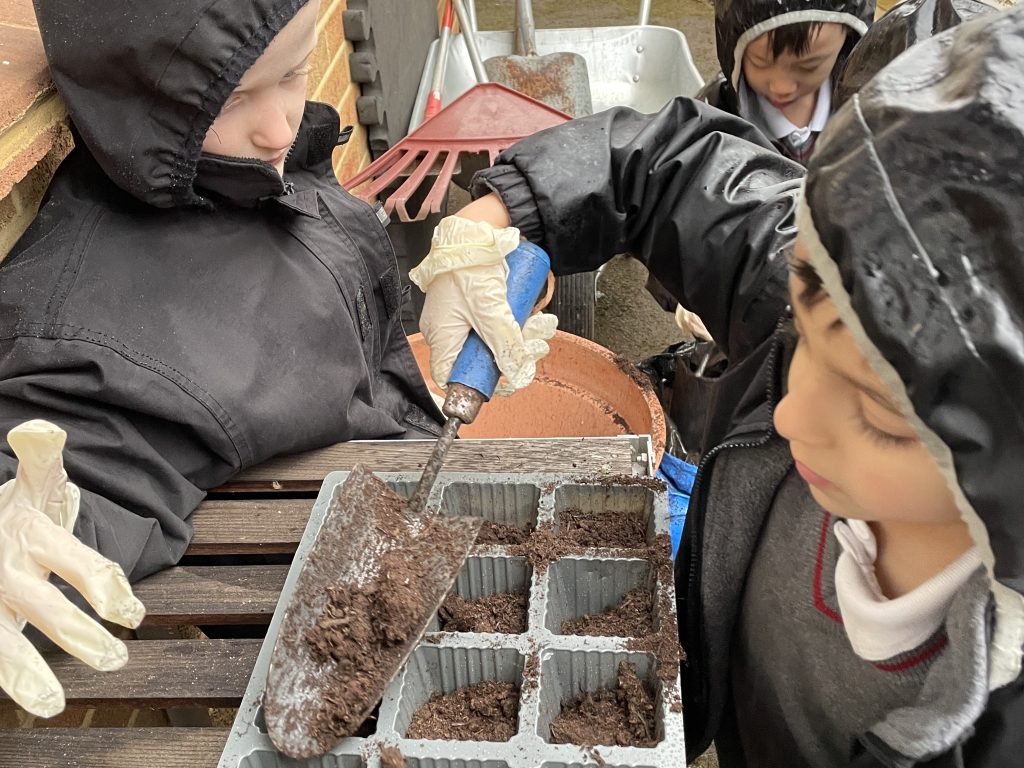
(472, 7), (1024, 764)
(0, 0), (441, 583)
(697, 0), (875, 162)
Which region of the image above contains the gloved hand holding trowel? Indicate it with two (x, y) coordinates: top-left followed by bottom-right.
(410, 215), (559, 396)
(0, 420), (145, 718)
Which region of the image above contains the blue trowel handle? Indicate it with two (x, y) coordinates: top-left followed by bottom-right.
(447, 240), (551, 399)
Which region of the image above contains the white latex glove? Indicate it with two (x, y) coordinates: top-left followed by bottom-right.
(410, 216), (558, 396)
(675, 304), (713, 342)
(0, 420), (146, 718)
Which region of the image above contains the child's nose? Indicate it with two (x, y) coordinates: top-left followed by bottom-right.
(773, 354), (830, 448)
(251, 96), (295, 151)
(769, 76), (797, 98)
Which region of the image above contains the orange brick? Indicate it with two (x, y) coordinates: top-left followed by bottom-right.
(311, 47), (353, 110)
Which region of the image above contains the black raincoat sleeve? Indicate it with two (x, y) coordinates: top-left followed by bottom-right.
(0, 339), (214, 584)
(471, 97), (804, 364)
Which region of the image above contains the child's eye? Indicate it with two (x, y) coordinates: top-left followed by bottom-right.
(855, 410), (915, 448)
(283, 66), (311, 82)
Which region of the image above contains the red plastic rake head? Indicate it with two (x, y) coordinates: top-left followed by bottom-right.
(343, 83), (570, 222)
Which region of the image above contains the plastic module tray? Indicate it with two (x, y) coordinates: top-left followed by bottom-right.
(218, 466), (685, 768)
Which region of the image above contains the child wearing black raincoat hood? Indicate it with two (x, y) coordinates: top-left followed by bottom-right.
(0, 0), (462, 717)
(699, 0), (875, 164)
(410, 5), (1024, 766)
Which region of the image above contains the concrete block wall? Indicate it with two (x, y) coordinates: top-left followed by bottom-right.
(0, 0), (372, 263)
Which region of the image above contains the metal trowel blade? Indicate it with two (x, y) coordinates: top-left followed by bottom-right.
(262, 464), (480, 759)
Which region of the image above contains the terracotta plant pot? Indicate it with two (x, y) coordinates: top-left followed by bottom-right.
(407, 331), (666, 466)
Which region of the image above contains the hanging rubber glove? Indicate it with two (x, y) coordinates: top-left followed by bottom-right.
(410, 216), (558, 395)
(675, 304), (713, 342)
(0, 420), (146, 718)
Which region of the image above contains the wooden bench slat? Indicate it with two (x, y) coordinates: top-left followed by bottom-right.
(0, 727), (229, 768)
(136, 565), (287, 625)
(0, 640), (260, 708)
(219, 437), (640, 490)
(188, 500), (310, 554)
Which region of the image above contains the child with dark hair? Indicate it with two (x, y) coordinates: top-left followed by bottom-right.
(699, 0), (875, 164)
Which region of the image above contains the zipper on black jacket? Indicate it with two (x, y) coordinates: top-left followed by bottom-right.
(682, 318), (788, 754)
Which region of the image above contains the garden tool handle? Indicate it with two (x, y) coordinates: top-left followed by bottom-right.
(446, 241), (551, 413)
(516, 0), (538, 57)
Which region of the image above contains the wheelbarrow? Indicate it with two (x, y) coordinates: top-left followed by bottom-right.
(404, 1), (704, 339)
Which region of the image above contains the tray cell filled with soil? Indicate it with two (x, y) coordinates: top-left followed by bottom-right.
(436, 556), (532, 634)
(396, 645), (525, 742)
(537, 651), (663, 748)
(553, 485), (654, 548)
(440, 482), (540, 545)
(544, 558), (656, 637)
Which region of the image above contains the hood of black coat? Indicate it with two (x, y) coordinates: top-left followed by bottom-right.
(714, 0), (876, 91)
(32, 0), (312, 208)
(802, 4), (1024, 683)
(834, 0), (997, 108)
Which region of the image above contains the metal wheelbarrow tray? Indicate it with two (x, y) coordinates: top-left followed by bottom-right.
(409, 25), (704, 131)
(218, 455), (687, 767)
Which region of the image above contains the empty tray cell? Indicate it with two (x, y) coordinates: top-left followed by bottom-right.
(237, 752), (365, 768)
(538, 650), (664, 748)
(440, 482), (541, 544)
(544, 558), (655, 637)
(402, 761), (510, 768)
(396, 646), (525, 741)
(439, 556), (532, 634)
(540, 764), (660, 768)
(553, 485), (655, 547)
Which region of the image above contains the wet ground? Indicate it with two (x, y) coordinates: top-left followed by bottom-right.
(473, 0), (720, 362)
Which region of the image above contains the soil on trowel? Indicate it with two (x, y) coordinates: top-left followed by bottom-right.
(438, 591), (528, 634)
(293, 480), (477, 755)
(550, 661), (659, 748)
(475, 520), (532, 545)
(559, 507), (647, 548)
(406, 680), (520, 742)
(561, 588), (654, 637)
(379, 745), (404, 768)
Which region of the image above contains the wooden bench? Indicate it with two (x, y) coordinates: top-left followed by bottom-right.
(0, 436), (646, 767)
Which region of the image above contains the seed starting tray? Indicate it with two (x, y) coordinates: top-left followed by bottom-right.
(218, 468), (686, 768)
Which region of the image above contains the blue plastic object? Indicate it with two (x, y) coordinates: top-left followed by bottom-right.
(657, 452), (698, 559)
(447, 241), (552, 399)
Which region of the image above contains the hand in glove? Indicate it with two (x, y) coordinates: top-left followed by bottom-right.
(0, 420), (146, 718)
(410, 216), (558, 395)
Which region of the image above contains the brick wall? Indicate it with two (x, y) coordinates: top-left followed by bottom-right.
(0, 0), (372, 263)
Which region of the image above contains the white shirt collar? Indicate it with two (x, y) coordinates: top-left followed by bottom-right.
(834, 519), (983, 662)
(755, 79), (832, 145)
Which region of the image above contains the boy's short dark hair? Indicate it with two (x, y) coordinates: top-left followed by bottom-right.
(766, 22), (826, 58)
